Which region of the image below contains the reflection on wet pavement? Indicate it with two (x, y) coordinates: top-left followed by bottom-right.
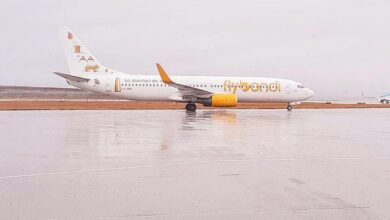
(0, 109), (389, 219)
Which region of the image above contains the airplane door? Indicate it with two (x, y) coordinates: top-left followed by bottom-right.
(105, 81), (112, 92)
(285, 84), (291, 94)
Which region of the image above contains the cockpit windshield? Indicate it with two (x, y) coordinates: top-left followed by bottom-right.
(297, 84), (304, 89)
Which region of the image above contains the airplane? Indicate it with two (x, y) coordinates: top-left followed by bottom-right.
(54, 26), (314, 111)
(380, 94), (390, 104)
(362, 92), (390, 104)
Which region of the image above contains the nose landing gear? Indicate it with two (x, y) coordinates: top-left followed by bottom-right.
(185, 103), (197, 111)
(287, 103), (293, 111)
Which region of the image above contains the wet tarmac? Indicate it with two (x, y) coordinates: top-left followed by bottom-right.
(0, 109), (389, 219)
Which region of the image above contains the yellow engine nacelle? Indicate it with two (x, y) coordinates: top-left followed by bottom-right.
(210, 94), (238, 107)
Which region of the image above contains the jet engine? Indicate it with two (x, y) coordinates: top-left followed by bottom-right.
(199, 94), (238, 107)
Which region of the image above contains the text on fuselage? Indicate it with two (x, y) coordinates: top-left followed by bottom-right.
(223, 80), (281, 93)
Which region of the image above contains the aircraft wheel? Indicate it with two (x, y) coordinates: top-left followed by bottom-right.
(387, 100), (390, 104)
(185, 103), (197, 111)
(287, 104), (293, 111)
(381, 99), (385, 104)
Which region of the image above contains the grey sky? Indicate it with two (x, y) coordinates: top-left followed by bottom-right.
(0, 0), (389, 99)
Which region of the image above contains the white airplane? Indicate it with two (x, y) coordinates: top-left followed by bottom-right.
(54, 26), (314, 111)
(362, 92), (390, 104)
(380, 94), (390, 104)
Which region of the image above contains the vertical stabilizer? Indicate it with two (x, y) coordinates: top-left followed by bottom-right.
(58, 26), (107, 75)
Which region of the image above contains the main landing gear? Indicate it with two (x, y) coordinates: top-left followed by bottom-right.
(381, 99), (389, 104)
(287, 103), (293, 111)
(185, 103), (197, 112)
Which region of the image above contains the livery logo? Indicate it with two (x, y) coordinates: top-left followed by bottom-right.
(115, 77), (121, 92)
(74, 45), (81, 53)
(223, 80), (281, 93)
(85, 64), (99, 72)
(67, 32), (73, 40)
(79, 56), (95, 62)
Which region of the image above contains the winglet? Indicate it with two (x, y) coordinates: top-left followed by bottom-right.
(156, 63), (173, 84)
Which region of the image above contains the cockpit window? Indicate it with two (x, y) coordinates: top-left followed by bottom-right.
(297, 84), (304, 89)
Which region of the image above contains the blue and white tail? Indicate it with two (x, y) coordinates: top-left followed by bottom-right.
(58, 26), (108, 75)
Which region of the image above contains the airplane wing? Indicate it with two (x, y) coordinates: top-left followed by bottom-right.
(156, 63), (213, 99)
(53, 72), (90, 82)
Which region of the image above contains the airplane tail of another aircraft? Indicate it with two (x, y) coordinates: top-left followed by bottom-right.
(58, 26), (108, 75)
(361, 91), (376, 99)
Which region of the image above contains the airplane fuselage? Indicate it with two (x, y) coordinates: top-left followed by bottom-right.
(70, 73), (314, 103)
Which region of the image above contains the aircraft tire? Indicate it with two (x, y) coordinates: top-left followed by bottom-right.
(186, 103), (197, 111)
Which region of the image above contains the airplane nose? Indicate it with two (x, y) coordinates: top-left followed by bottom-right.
(305, 88), (314, 98)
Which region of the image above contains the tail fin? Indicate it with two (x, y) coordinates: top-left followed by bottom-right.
(361, 91), (376, 99)
(58, 26), (107, 74)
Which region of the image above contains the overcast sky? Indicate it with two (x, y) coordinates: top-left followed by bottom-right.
(0, 0), (389, 99)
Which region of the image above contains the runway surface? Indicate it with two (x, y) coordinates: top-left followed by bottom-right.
(0, 100), (389, 110)
(0, 109), (389, 219)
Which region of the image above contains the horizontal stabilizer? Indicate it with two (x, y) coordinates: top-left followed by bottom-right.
(53, 72), (90, 82)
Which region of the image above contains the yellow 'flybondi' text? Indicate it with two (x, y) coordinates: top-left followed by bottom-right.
(223, 80), (281, 94)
